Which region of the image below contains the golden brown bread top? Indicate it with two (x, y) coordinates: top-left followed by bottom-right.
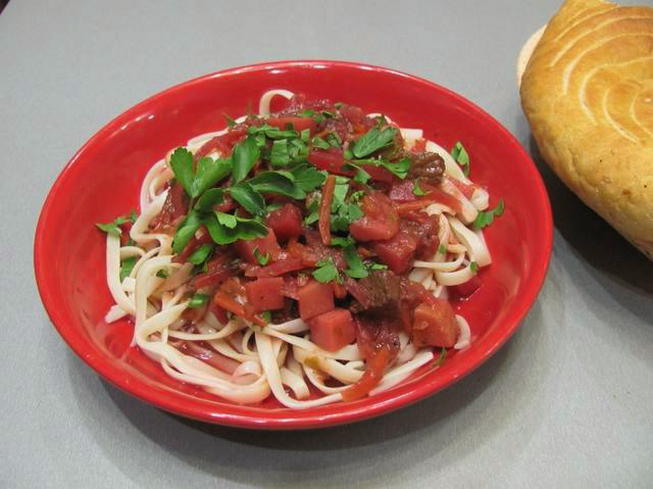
(520, 0), (653, 259)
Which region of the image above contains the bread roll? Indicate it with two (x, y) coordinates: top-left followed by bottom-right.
(520, 0), (653, 259)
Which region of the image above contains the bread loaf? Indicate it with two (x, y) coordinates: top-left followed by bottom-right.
(520, 0), (653, 259)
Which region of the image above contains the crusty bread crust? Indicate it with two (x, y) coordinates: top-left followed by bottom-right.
(520, 0), (653, 259)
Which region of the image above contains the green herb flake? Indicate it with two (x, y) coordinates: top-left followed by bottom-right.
(188, 293), (210, 309)
(434, 347), (447, 367)
(312, 258), (340, 283)
(156, 269), (169, 279)
(96, 213), (133, 236)
(470, 261), (479, 273)
(249, 171), (305, 200)
(343, 245), (368, 279)
(229, 182), (267, 217)
(351, 126), (398, 158)
(225, 114), (236, 128)
(472, 199), (505, 229)
(291, 165), (326, 192)
(232, 136), (261, 183)
(204, 212), (267, 245)
(270, 139), (290, 167)
(260, 311), (272, 323)
(168, 147), (195, 196)
(188, 243), (215, 265)
(172, 210), (202, 254)
(311, 136), (331, 150)
(119, 256), (138, 282)
(438, 244), (447, 255)
(190, 157), (232, 198)
(367, 262), (388, 271)
(254, 248), (271, 266)
(413, 179), (427, 196)
(451, 141), (470, 176)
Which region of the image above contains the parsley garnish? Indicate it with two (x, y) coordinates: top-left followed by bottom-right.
(343, 245), (368, 279)
(434, 347), (447, 367)
(96, 211), (137, 237)
(204, 211), (267, 245)
(254, 248), (271, 266)
(473, 199), (505, 229)
(438, 244), (447, 255)
(156, 269), (169, 279)
(470, 261), (479, 273)
(413, 179), (427, 196)
(451, 141), (470, 176)
(351, 126), (398, 158)
(188, 243), (214, 266)
(312, 257), (340, 283)
(229, 182), (266, 217)
(119, 256), (138, 281)
(188, 293), (209, 308)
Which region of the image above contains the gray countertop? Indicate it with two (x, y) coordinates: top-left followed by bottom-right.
(1, 0), (651, 488)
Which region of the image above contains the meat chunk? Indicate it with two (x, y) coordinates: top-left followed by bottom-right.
(407, 152), (445, 184)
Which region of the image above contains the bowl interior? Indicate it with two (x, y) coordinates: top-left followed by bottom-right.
(35, 61), (551, 428)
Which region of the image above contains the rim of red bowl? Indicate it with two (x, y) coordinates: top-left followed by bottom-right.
(34, 60), (553, 430)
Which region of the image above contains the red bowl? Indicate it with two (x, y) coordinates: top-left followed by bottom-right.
(34, 60), (552, 429)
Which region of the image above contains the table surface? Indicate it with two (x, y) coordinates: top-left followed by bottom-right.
(2, 0), (652, 487)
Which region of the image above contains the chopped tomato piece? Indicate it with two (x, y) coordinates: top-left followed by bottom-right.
(308, 148), (350, 175)
(341, 345), (392, 401)
(245, 277), (285, 312)
(265, 204), (303, 242)
(213, 291), (266, 326)
(447, 176), (478, 200)
(412, 300), (459, 348)
(194, 126), (248, 159)
(309, 309), (356, 352)
(349, 192), (399, 241)
(359, 164), (396, 183)
(267, 116), (316, 134)
(371, 231), (418, 274)
(245, 257), (305, 278)
(388, 180), (417, 202)
(190, 254), (232, 289)
(151, 181), (187, 231)
(412, 138), (427, 152)
(297, 280), (335, 320)
(233, 229), (281, 264)
(449, 275), (482, 299)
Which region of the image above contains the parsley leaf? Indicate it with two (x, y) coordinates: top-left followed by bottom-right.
(249, 124), (298, 140)
(312, 257), (340, 283)
(168, 147), (195, 196)
(311, 136), (331, 150)
(325, 132), (342, 148)
(343, 245), (368, 279)
(351, 126), (398, 158)
(413, 179), (427, 196)
(367, 262), (388, 271)
(95, 212), (136, 236)
(470, 261), (479, 273)
(156, 269), (169, 279)
(232, 136), (261, 183)
(225, 114), (236, 128)
(473, 199), (505, 229)
(330, 236), (355, 247)
(119, 256), (138, 282)
(204, 212), (267, 245)
(379, 158), (410, 179)
(434, 347), (447, 367)
(249, 171), (305, 200)
(254, 248), (271, 266)
(304, 196), (320, 225)
(270, 139), (289, 167)
(451, 141), (470, 176)
(194, 188), (224, 212)
(190, 157), (231, 198)
(172, 210), (202, 254)
(188, 243), (214, 266)
(291, 164), (326, 192)
(438, 243), (447, 255)
(229, 182), (266, 217)
(188, 293), (210, 308)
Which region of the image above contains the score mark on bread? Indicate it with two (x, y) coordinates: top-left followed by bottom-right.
(520, 0), (653, 259)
